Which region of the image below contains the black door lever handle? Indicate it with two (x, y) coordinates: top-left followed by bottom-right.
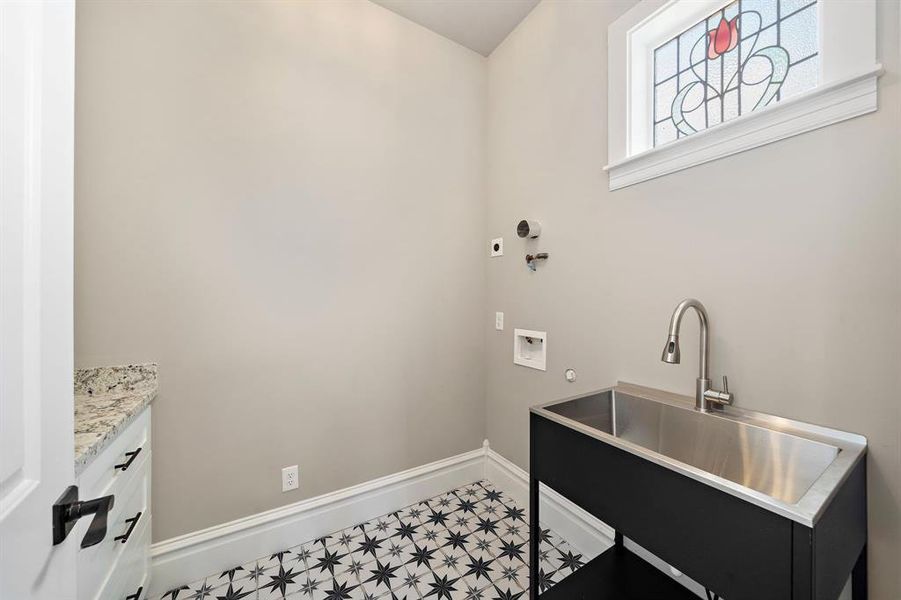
(73, 493), (115, 549)
(52, 485), (115, 548)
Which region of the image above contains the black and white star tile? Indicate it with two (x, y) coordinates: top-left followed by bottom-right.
(154, 480), (584, 600)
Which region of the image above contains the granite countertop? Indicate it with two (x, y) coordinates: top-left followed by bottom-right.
(74, 363), (158, 476)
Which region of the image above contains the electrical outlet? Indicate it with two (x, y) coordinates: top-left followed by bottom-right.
(490, 237), (503, 257)
(495, 312), (504, 331)
(282, 465), (298, 492)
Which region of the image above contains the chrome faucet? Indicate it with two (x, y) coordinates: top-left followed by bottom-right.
(661, 298), (733, 412)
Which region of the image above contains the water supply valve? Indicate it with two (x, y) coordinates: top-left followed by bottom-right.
(526, 252), (549, 271)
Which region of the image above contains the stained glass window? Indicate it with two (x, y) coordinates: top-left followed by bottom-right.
(653, 0), (819, 147)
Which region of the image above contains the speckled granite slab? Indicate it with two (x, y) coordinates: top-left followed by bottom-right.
(74, 363), (158, 476)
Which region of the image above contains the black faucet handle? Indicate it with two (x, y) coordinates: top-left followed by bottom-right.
(722, 375), (729, 394)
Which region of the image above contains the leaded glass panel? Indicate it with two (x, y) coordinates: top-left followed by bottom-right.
(653, 0), (819, 147)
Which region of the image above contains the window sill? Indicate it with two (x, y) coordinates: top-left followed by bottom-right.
(604, 65), (883, 191)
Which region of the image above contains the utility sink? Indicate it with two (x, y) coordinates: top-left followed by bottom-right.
(532, 382), (867, 525)
(542, 388), (837, 504)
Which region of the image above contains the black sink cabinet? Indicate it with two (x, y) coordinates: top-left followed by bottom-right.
(529, 411), (867, 600)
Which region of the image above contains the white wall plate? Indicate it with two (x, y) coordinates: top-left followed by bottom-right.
(513, 328), (546, 371)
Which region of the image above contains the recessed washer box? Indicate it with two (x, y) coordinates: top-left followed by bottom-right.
(514, 329), (546, 371)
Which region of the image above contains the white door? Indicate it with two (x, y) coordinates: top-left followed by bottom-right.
(0, 1), (78, 599)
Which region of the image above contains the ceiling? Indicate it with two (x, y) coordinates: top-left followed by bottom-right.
(371, 0), (540, 56)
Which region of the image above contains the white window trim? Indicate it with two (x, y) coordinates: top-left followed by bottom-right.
(606, 0), (882, 191)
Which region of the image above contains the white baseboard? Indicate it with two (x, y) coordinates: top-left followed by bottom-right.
(149, 447), (485, 597)
(149, 441), (618, 597)
(483, 445), (614, 560)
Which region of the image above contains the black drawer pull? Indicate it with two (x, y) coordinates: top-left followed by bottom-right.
(125, 586), (143, 600)
(114, 511), (142, 544)
(114, 447), (142, 471)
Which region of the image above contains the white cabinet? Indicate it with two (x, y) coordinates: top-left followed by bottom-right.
(73, 408), (151, 600)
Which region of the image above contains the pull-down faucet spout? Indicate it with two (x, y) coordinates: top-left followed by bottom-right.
(661, 298), (733, 412)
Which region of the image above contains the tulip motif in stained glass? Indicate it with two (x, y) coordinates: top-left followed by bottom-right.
(653, 0), (819, 147)
(707, 16), (739, 59)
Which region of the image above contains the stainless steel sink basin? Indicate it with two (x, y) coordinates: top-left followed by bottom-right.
(532, 382), (867, 525)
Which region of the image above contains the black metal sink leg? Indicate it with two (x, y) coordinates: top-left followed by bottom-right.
(530, 475), (540, 600)
(852, 544), (867, 600)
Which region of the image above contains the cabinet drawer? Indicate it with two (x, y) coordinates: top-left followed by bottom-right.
(98, 514), (151, 600)
(79, 408), (150, 502)
(78, 453), (150, 600)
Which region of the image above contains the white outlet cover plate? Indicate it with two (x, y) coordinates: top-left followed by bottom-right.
(490, 237), (503, 257)
(513, 328), (547, 371)
(282, 465), (299, 492)
(495, 312), (504, 331)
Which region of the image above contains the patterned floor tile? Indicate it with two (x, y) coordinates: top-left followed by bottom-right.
(152, 481), (585, 600)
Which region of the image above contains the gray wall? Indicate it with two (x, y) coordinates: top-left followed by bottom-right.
(75, 0), (487, 541)
(484, 1), (900, 597)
